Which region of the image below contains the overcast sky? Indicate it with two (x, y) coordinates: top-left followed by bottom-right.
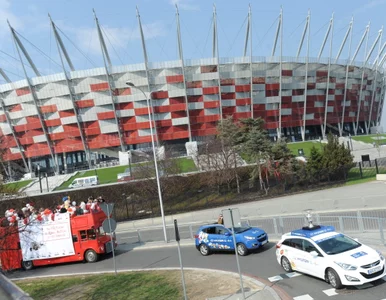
(1, 0), (386, 127)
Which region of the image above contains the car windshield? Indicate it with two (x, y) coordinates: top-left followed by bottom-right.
(316, 234), (361, 255)
(232, 226), (251, 234)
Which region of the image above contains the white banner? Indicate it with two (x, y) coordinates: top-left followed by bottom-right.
(18, 213), (75, 261)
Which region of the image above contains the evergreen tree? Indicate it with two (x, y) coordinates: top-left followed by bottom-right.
(306, 146), (323, 176)
(321, 134), (353, 171)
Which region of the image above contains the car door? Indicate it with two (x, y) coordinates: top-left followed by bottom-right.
(285, 238), (310, 272)
(214, 226), (234, 250)
(301, 240), (326, 279)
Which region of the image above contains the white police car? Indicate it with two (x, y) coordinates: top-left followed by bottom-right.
(276, 224), (385, 289)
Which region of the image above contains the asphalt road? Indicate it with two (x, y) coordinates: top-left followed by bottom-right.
(115, 208), (386, 246)
(8, 243), (386, 300)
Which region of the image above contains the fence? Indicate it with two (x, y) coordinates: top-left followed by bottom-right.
(118, 211), (386, 247)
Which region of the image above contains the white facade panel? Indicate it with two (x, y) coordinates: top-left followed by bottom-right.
(236, 106), (250, 113)
(138, 128), (151, 136)
(172, 117), (189, 126)
(61, 116), (77, 125)
(154, 112), (171, 121)
(117, 109), (135, 117)
(99, 120), (118, 134)
(222, 100), (235, 106)
(168, 89), (186, 98)
(189, 102), (204, 110)
(33, 135), (47, 143)
(0, 123), (12, 135)
(204, 108), (220, 115)
(93, 96), (113, 106)
(186, 88), (202, 96)
(221, 86), (235, 93)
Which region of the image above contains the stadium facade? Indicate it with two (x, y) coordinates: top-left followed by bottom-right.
(0, 7), (385, 175)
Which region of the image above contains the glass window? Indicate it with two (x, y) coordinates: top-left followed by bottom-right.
(303, 240), (322, 256)
(203, 227), (215, 234)
(215, 226), (227, 235)
(289, 239), (303, 250)
(80, 230), (87, 240)
(87, 229), (96, 240)
(72, 235), (78, 242)
(316, 234), (361, 255)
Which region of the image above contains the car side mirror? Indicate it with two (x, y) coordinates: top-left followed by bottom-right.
(225, 232), (231, 236)
(310, 251), (319, 257)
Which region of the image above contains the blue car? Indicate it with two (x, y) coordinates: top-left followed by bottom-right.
(194, 224), (268, 256)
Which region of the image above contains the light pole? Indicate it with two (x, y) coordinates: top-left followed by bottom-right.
(37, 164), (42, 193)
(125, 81), (168, 243)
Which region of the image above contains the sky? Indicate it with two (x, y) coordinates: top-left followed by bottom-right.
(0, 0), (386, 126)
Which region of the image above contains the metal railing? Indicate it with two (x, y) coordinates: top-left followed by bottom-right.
(118, 212), (386, 247)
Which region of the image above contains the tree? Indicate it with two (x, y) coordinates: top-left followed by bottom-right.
(271, 139), (295, 176)
(321, 134), (353, 171)
(306, 146), (323, 177)
(216, 116), (244, 193)
(239, 118), (272, 194)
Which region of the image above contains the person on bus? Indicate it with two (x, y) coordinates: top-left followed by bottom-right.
(217, 214), (224, 225)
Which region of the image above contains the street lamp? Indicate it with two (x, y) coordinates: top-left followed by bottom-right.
(125, 81), (168, 243)
(37, 164), (42, 193)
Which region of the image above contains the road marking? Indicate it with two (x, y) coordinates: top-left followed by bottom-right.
(120, 236), (138, 240)
(286, 272), (302, 278)
(293, 295), (313, 300)
(268, 272), (302, 282)
(323, 288), (338, 296)
(268, 275), (283, 282)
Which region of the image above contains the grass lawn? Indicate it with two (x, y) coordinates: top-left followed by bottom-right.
(287, 141), (323, 157)
(56, 157), (197, 190)
(16, 272), (181, 300)
(352, 134), (386, 144)
(3, 179), (33, 191)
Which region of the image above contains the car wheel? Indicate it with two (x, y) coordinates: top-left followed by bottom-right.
(85, 249), (99, 263)
(21, 260), (33, 271)
(326, 268), (343, 289)
(199, 244), (210, 256)
(237, 243), (248, 256)
(281, 256), (292, 272)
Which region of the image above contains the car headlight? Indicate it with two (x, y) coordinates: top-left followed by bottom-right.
(377, 250), (385, 261)
(244, 236), (255, 240)
(334, 261), (357, 271)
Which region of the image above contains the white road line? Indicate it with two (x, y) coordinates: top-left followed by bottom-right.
(323, 288), (338, 296)
(286, 272), (302, 278)
(293, 295), (314, 300)
(268, 275), (283, 282)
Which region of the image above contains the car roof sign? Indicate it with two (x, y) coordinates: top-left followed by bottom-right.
(290, 225), (335, 238)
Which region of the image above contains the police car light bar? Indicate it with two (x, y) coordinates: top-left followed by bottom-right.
(290, 225), (336, 238)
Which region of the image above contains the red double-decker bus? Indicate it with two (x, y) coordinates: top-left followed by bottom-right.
(0, 210), (117, 271)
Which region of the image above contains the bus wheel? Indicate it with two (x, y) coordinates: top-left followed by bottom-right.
(85, 250), (99, 263)
(22, 260), (33, 271)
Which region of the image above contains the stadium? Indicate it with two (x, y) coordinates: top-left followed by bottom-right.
(0, 7), (385, 177)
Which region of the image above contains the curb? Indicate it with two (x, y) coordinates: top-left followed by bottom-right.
(10, 267), (288, 300)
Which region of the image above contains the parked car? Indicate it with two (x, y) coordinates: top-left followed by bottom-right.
(276, 224), (386, 289)
(195, 224), (268, 256)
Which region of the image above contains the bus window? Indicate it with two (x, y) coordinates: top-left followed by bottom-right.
(80, 230), (87, 240)
(72, 235), (78, 242)
(87, 229), (96, 240)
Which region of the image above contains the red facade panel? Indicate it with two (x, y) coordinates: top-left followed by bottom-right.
(166, 75), (184, 83)
(220, 79), (235, 86)
(152, 91), (169, 99)
(235, 85), (250, 92)
(40, 104), (57, 114)
(97, 111), (115, 120)
(186, 81), (202, 88)
(203, 101), (220, 109)
(236, 98), (251, 106)
(16, 88), (30, 96)
(90, 82), (109, 92)
(45, 119), (61, 127)
(203, 87), (219, 95)
(76, 99), (95, 108)
(282, 70), (293, 76)
(0, 114), (6, 122)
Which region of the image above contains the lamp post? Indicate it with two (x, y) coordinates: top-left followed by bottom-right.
(125, 81), (168, 243)
(37, 164), (42, 193)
